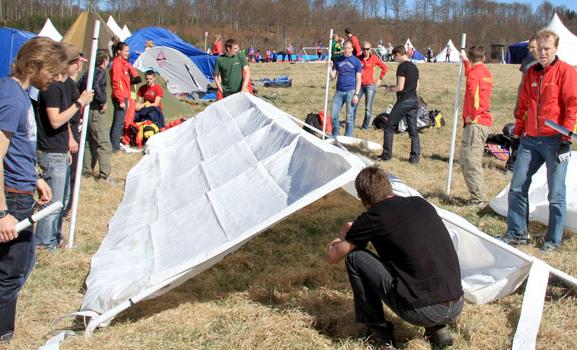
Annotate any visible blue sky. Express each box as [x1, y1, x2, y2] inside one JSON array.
[[494, 0, 577, 11]]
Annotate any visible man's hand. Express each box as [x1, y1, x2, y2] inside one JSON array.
[[557, 141, 572, 164], [36, 178, 52, 205], [460, 50, 468, 62], [510, 137, 520, 152], [119, 101, 126, 110], [0, 214, 18, 243], [78, 90, 94, 107], [352, 95, 359, 105], [338, 221, 353, 239], [375, 79, 382, 87], [68, 137, 78, 154], [101, 103, 107, 113]]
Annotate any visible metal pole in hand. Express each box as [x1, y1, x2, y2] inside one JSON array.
[[68, 20, 100, 248], [445, 33, 467, 195], [322, 29, 334, 140]]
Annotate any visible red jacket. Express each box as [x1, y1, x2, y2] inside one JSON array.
[[515, 57, 577, 140], [360, 54, 388, 86], [462, 60, 493, 127], [350, 35, 362, 58], [212, 41, 223, 56], [110, 56, 138, 102]]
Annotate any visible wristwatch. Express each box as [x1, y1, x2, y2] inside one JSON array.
[[0, 210, 8, 219]]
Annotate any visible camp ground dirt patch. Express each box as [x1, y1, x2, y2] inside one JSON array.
[[7, 62, 577, 350]]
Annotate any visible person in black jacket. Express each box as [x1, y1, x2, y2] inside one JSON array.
[[80, 49, 113, 182], [326, 165, 463, 349]]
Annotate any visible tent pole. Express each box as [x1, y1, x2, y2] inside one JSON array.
[[322, 29, 333, 140], [68, 20, 100, 249], [445, 33, 466, 195]]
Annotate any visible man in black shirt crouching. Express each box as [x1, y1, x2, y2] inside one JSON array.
[[326, 165, 463, 349]]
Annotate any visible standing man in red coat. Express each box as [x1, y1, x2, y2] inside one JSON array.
[[109, 42, 138, 152], [345, 28, 362, 58], [459, 46, 493, 205]]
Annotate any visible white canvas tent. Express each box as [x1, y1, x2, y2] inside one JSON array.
[[404, 39, 426, 63], [133, 46, 210, 94], [121, 24, 131, 39], [106, 16, 129, 41], [435, 39, 460, 63], [38, 18, 62, 41], [74, 94, 576, 348], [489, 151, 577, 233], [546, 13, 577, 66]]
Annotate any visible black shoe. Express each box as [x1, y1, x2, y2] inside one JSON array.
[[367, 322, 396, 349], [409, 156, 419, 164], [425, 325, 453, 348], [0, 332, 13, 344], [379, 154, 392, 161]]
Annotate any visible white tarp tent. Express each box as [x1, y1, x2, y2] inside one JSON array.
[[38, 18, 62, 42], [76, 94, 576, 348], [122, 24, 131, 39], [489, 151, 577, 233], [435, 39, 460, 63], [133, 46, 210, 94], [546, 13, 577, 66], [106, 16, 129, 41]]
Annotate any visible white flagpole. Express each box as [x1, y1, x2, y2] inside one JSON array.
[[445, 33, 466, 195], [322, 29, 333, 140], [68, 20, 100, 248]]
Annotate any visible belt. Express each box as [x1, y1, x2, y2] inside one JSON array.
[[5, 187, 34, 195]]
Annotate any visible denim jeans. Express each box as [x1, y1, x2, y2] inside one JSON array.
[[507, 135, 568, 246], [346, 250, 463, 328], [331, 90, 355, 137], [110, 98, 127, 152], [353, 84, 376, 129], [36, 151, 69, 250], [382, 96, 420, 160], [0, 192, 35, 339]]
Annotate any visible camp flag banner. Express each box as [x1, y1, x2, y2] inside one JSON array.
[[81, 93, 366, 331]]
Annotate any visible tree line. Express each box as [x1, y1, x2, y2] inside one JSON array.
[[2, 0, 576, 55]]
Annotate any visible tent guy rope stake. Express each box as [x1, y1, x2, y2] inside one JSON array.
[[445, 33, 466, 195]]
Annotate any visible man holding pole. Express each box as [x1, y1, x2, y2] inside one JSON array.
[[459, 46, 493, 205], [503, 29, 577, 252], [0, 37, 64, 344]]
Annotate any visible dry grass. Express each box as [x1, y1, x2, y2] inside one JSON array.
[[3, 62, 576, 350]]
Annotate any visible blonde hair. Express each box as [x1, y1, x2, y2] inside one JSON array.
[[536, 29, 559, 48], [12, 37, 67, 80]]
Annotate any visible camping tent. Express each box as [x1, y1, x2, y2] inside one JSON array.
[[0, 27, 35, 78], [435, 39, 460, 63], [126, 27, 216, 81], [38, 18, 63, 41], [506, 40, 529, 64], [122, 24, 131, 39], [404, 39, 426, 63], [63, 11, 115, 57], [75, 94, 576, 350], [133, 46, 210, 94], [106, 16, 129, 41]]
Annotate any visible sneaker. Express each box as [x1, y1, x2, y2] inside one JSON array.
[[496, 233, 529, 246], [379, 154, 392, 162], [367, 322, 396, 349], [0, 332, 13, 344], [424, 324, 453, 348], [540, 242, 557, 253]]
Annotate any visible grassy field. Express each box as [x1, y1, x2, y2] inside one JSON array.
[[4, 61, 577, 350]]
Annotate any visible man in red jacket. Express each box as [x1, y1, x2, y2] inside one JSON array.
[[459, 46, 493, 205], [109, 42, 138, 152], [345, 27, 362, 58], [504, 29, 577, 252], [354, 41, 388, 129]]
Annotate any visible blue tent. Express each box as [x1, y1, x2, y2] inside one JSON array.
[[0, 27, 35, 78], [507, 41, 528, 64], [412, 49, 426, 62], [126, 27, 216, 80]]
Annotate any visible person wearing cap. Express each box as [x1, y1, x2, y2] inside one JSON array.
[[35, 43, 94, 250], [344, 28, 362, 58]]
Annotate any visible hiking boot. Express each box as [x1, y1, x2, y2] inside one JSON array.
[[540, 242, 557, 254], [424, 324, 453, 348], [367, 322, 397, 349], [409, 156, 419, 164], [496, 234, 529, 246]]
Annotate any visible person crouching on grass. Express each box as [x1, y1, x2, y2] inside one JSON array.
[[326, 165, 463, 349]]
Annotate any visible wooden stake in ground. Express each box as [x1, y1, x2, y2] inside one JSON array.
[[322, 29, 333, 140], [445, 33, 466, 195], [68, 20, 100, 248]]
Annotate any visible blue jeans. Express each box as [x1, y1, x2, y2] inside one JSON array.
[[331, 90, 355, 137], [36, 151, 69, 250], [507, 135, 568, 246], [110, 98, 127, 152], [0, 192, 35, 339], [382, 96, 420, 160], [346, 250, 463, 328], [353, 84, 376, 129]]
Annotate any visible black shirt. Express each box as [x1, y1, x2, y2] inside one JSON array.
[[79, 66, 107, 111], [64, 77, 81, 142], [37, 81, 71, 153], [345, 196, 463, 307], [396, 61, 419, 101]]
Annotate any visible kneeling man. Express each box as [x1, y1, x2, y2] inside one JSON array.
[[326, 165, 463, 348]]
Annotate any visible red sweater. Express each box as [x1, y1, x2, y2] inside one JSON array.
[[462, 60, 493, 127], [350, 35, 362, 58], [110, 56, 138, 102], [515, 57, 577, 140], [212, 41, 223, 56], [360, 54, 388, 86]]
